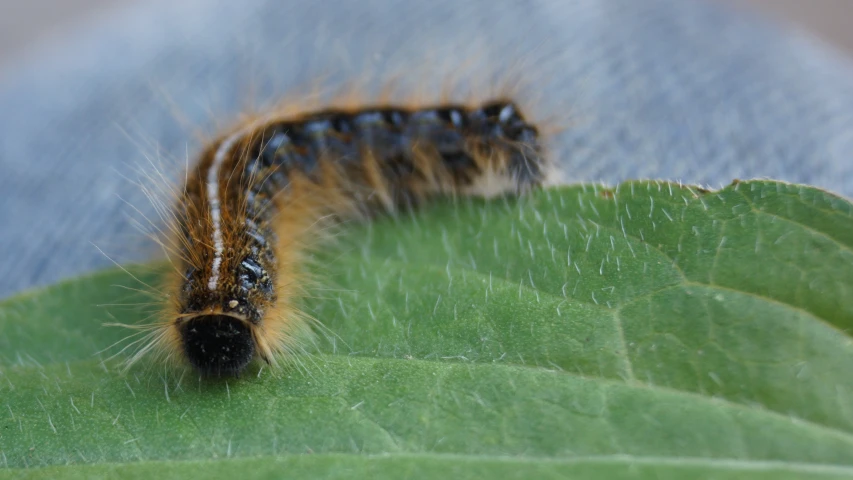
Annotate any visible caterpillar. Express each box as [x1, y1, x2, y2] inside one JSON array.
[[125, 97, 549, 377]]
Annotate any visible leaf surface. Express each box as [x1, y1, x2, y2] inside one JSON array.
[[1, 180, 851, 479]]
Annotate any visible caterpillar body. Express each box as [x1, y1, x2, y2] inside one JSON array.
[[136, 98, 549, 377]]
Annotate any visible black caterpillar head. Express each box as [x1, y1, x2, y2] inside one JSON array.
[[178, 314, 255, 376]]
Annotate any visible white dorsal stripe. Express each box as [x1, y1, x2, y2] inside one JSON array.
[[204, 115, 277, 292], [206, 130, 245, 291]]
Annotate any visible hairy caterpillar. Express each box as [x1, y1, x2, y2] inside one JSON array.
[[123, 96, 550, 377]]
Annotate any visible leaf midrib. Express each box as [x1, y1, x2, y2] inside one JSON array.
[[5, 452, 853, 475]]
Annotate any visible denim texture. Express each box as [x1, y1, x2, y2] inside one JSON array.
[[1, 0, 852, 298]]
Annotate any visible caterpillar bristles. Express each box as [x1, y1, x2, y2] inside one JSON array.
[[103, 74, 555, 379]]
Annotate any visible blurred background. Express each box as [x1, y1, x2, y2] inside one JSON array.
[[2, 0, 852, 297], [2, 0, 853, 66]]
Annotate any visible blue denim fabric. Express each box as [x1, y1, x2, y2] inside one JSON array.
[[1, 0, 852, 298]]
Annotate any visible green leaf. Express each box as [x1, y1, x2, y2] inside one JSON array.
[[1, 180, 852, 479]]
